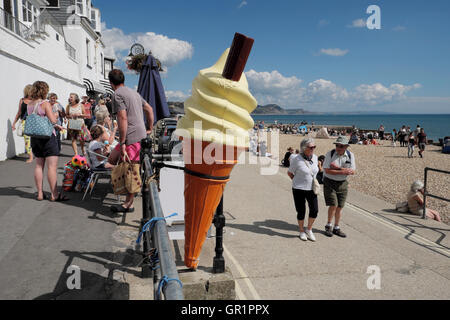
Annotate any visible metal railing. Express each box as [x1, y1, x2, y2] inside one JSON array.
[[0, 7, 31, 38], [423, 167, 450, 219], [139, 138, 184, 300]]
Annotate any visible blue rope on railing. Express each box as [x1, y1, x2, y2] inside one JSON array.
[[156, 275, 183, 300], [136, 213, 178, 244]]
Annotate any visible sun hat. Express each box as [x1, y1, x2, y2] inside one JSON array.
[[333, 136, 350, 146]]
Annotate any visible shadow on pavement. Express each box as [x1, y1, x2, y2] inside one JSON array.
[[227, 219, 306, 239], [33, 249, 144, 300], [378, 210, 449, 253]]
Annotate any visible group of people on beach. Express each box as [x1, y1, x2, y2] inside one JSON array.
[[390, 124, 428, 158], [11, 70, 155, 213]]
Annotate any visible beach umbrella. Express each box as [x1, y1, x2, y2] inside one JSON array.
[[137, 55, 171, 124]]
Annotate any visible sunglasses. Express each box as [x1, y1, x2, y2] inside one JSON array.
[[336, 144, 348, 148], [307, 146, 317, 150]]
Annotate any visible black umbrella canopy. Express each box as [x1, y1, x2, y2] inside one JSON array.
[[137, 55, 171, 124]]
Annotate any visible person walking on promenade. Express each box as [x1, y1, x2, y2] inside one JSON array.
[[417, 128, 427, 158], [27, 81, 67, 202], [81, 95, 93, 129], [12, 84, 34, 163], [323, 136, 356, 238], [49, 93, 66, 152], [407, 180, 441, 222], [407, 132, 415, 158], [107, 69, 154, 213], [288, 138, 319, 241], [66, 93, 86, 156]]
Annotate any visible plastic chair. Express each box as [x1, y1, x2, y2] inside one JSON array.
[[82, 150, 112, 201]]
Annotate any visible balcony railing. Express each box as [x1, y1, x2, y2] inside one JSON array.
[[0, 7, 32, 39]]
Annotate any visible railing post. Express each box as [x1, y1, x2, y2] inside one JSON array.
[[213, 196, 226, 274], [423, 167, 428, 220]]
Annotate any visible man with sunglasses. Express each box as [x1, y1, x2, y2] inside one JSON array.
[[322, 136, 356, 238]]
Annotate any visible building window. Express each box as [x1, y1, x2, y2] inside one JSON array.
[[22, 1, 33, 22], [76, 0, 84, 15], [86, 39, 91, 67], [46, 0, 59, 8], [100, 53, 104, 75], [104, 59, 112, 79]]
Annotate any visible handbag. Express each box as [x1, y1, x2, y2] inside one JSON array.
[[16, 120, 24, 137], [24, 102, 54, 139], [111, 154, 142, 195], [304, 158, 321, 195], [68, 118, 84, 131]]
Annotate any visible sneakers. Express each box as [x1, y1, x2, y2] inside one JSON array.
[[332, 228, 347, 238], [299, 232, 308, 241], [325, 225, 333, 237], [305, 229, 316, 242]]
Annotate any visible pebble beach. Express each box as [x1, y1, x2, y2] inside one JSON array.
[[267, 133, 450, 225]]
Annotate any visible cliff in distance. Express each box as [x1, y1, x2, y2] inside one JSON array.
[[168, 102, 314, 115]]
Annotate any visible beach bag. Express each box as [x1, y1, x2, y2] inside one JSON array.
[[125, 161, 142, 194], [68, 119, 83, 131], [111, 157, 129, 195], [16, 120, 24, 137], [81, 124, 92, 142], [396, 201, 409, 213], [63, 162, 76, 191], [24, 102, 53, 139]]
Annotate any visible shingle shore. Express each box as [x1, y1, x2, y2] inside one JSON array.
[[266, 133, 450, 224]]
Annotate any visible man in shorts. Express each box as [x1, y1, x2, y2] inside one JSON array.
[[108, 69, 154, 213], [323, 136, 356, 238]]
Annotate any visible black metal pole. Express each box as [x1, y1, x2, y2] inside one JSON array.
[[423, 168, 428, 220], [213, 196, 225, 274]]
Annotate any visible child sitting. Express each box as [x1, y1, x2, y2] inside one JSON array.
[[88, 125, 115, 169]]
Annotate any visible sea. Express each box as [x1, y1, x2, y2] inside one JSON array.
[[252, 114, 450, 141]]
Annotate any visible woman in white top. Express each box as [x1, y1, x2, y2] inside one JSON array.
[[66, 93, 86, 156], [407, 180, 441, 222], [288, 138, 319, 241]]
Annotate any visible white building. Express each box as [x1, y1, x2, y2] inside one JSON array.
[[0, 0, 115, 160]]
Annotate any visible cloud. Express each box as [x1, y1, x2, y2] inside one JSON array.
[[238, 1, 247, 9], [318, 19, 329, 27], [393, 25, 406, 31], [348, 18, 366, 28], [166, 90, 190, 102], [319, 48, 349, 57], [101, 22, 194, 70], [245, 69, 422, 110]]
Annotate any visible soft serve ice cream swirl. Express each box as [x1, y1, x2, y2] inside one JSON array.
[[175, 48, 257, 148]]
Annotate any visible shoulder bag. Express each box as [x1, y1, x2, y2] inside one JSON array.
[[24, 102, 54, 139], [68, 118, 84, 131], [304, 158, 321, 195]]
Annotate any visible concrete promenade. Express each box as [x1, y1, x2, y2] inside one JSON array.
[[222, 156, 450, 299], [0, 145, 449, 300]]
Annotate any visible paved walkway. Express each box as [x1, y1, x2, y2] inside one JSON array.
[[222, 155, 450, 300], [1, 146, 449, 300], [0, 142, 148, 300]]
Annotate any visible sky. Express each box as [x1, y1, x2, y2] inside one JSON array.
[[95, 0, 450, 114]]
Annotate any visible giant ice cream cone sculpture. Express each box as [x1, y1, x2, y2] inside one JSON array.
[[175, 33, 257, 269]]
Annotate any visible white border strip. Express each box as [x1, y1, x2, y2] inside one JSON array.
[[223, 245, 261, 300], [347, 203, 450, 258]]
